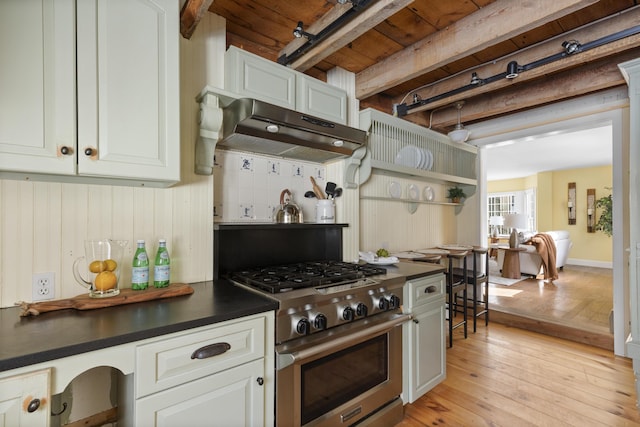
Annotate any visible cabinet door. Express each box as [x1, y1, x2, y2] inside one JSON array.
[[135, 359, 265, 427], [225, 46, 296, 109], [0, 0, 76, 175], [296, 76, 348, 124], [403, 300, 446, 403], [76, 0, 180, 183], [0, 369, 50, 427]]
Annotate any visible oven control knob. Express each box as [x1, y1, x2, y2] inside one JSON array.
[[342, 306, 355, 321], [314, 314, 327, 330], [389, 294, 401, 309], [356, 303, 368, 317], [378, 298, 389, 311], [296, 318, 310, 335]]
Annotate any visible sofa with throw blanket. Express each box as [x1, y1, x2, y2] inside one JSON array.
[[497, 230, 572, 279]]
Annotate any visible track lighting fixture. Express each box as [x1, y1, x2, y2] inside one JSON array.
[[393, 27, 638, 117], [505, 61, 520, 79], [562, 39, 581, 55], [293, 21, 315, 40], [413, 93, 421, 103]]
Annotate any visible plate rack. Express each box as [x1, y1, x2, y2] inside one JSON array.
[[359, 108, 477, 187]]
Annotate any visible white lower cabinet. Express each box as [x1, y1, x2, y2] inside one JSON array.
[[0, 312, 274, 427], [403, 274, 446, 404], [135, 359, 264, 426], [133, 314, 272, 426], [0, 369, 50, 427]]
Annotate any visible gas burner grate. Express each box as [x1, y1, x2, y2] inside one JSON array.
[[230, 260, 386, 293]]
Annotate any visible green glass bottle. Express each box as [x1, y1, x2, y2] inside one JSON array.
[[154, 239, 170, 288], [131, 240, 149, 290]]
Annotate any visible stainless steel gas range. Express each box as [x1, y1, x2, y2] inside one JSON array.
[[215, 223, 410, 427]]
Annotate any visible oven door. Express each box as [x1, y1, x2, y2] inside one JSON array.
[[275, 312, 411, 427]]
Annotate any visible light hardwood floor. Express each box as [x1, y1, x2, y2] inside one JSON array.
[[487, 262, 613, 349], [396, 322, 639, 426]]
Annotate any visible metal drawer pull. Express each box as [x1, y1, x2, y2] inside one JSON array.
[[191, 342, 231, 359], [425, 285, 437, 293], [257, 377, 264, 386], [27, 398, 40, 413]]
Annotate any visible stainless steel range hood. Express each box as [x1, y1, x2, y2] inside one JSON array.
[[220, 98, 367, 163]]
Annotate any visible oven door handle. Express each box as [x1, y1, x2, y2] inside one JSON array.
[[277, 313, 412, 370]]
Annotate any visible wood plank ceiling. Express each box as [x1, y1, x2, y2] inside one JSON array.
[[192, 0, 640, 133]]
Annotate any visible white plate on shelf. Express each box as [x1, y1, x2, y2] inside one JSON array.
[[388, 181, 401, 198], [408, 184, 419, 200], [423, 186, 435, 201], [395, 146, 420, 168], [417, 148, 427, 169], [425, 149, 433, 170]]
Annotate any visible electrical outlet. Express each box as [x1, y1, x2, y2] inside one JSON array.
[[32, 272, 55, 301]]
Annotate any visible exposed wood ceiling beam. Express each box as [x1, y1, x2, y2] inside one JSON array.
[[403, 7, 640, 115], [279, 0, 414, 72], [355, 0, 599, 99], [180, 0, 215, 39], [408, 49, 638, 130]]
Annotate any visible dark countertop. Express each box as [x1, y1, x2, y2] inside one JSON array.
[[0, 262, 443, 373], [0, 280, 278, 373]]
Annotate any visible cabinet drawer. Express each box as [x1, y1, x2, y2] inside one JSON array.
[[136, 317, 265, 398], [405, 274, 444, 309]]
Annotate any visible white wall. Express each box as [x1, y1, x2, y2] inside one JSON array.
[[0, 14, 227, 308]]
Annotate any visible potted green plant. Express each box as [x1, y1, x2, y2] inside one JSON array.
[[447, 186, 466, 203], [595, 191, 612, 237]]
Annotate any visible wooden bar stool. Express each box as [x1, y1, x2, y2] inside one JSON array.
[[453, 247, 489, 332], [446, 250, 468, 347]]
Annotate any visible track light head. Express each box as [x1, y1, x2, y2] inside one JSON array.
[[562, 40, 581, 55], [470, 72, 483, 85], [506, 61, 520, 79], [293, 21, 315, 40]]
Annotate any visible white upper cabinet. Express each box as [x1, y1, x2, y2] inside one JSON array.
[[225, 46, 296, 109], [224, 46, 347, 124], [296, 76, 347, 125], [0, 0, 180, 187], [0, 0, 76, 176]]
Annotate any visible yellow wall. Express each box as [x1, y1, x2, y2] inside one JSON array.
[[488, 165, 612, 263], [553, 166, 612, 262]]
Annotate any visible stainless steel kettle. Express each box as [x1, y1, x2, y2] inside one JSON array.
[[274, 189, 303, 223]]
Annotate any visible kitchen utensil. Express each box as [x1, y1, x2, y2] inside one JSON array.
[[274, 189, 304, 223], [304, 191, 317, 198], [309, 176, 326, 199], [325, 181, 337, 199], [332, 188, 343, 198], [72, 239, 128, 298]]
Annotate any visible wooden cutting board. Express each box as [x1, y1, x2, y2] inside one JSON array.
[[18, 283, 194, 317]]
